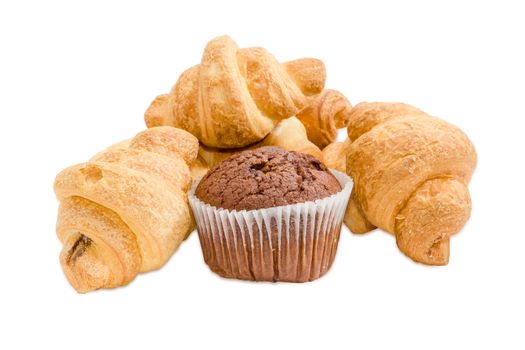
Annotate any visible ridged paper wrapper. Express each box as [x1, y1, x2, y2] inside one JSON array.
[[188, 170, 352, 282]]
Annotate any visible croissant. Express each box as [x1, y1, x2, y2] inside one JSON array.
[[144, 35, 352, 149], [323, 102, 477, 265], [195, 116, 322, 172], [54, 126, 199, 292]]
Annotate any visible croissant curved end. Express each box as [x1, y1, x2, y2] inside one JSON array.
[[283, 58, 326, 96], [395, 177, 472, 265], [297, 89, 352, 149]]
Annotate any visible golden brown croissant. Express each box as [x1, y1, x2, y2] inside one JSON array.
[[145, 35, 341, 148], [195, 116, 322, 172], [323, 102, 477, 265], [54, 127, 199, 292]]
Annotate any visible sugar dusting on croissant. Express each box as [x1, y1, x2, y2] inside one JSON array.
[[323, 102, 477, 265], [54, 127, 199, 292]]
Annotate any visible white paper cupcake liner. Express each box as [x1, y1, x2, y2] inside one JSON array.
[[188, 170, 352, 282]]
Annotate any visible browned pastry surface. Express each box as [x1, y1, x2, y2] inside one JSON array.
[[323, 102, 477, 265], [145, 35, 351, 149]]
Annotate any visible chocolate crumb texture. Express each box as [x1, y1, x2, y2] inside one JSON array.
[[195, 146, 341, 211]]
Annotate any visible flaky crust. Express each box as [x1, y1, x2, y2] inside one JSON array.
[[194, 116, 323, 172], [296, 89, 352, 148], [258, 117, 323, 160], [346, 102, 427, 142], [325, 102, 477, 265], [54, 127, 199, 292], [145, 35, 336, 148], [322, 139, 351, 173]]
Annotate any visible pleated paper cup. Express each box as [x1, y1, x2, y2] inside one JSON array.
[[188, 170, 352, 282]]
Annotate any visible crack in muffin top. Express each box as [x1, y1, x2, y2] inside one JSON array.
[[195, 146, 341, 211]]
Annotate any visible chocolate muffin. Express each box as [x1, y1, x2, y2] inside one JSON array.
[[189, 146, 352, 282], [195, 146, 341, 211]]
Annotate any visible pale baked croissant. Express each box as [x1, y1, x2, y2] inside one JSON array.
[[54, 126, 199, 292], [145, 35, 351, 149], [195, 116, 322, 172], [323, 102, 477, 265]]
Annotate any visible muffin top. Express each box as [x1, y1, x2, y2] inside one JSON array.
[[195, 146, 341, 211]]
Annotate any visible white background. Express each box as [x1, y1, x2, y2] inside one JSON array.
[[1, 1, 524, 349]]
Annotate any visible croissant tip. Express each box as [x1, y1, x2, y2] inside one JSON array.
[[396, 236, 451, 266]]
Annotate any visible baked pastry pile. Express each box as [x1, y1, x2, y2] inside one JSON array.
[[54, 35, 476, 292], [145, 35, 352, 176]]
